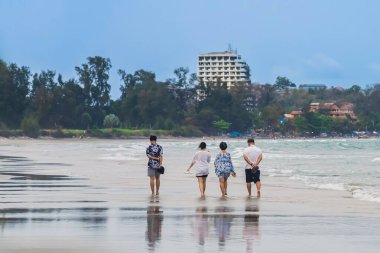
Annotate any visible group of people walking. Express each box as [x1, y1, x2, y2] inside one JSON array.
[[146, 135, 263, 198]]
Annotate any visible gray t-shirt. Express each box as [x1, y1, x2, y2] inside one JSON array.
[[192, 150, 211, 176]]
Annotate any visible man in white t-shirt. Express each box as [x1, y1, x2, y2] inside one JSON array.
[[243, 138, 263, 197]]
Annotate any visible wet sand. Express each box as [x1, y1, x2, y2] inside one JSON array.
[[0, 139, 380, 253]]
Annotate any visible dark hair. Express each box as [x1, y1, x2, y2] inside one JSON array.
[[219, 142, 227, 150], [247, 138, 255, 144], [150, 135, 157, 141], [199, 142, 206, 149]]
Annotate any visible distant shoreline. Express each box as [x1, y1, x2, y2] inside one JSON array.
[[1, 128, 379, 140], [1, 134, 378, 141]]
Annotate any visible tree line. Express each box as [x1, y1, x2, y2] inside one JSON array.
[[0, 56, 379, 137]]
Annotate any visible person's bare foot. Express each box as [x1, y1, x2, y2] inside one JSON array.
[[257, 191, 261, 198]]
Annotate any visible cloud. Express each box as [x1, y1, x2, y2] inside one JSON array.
[[304, 53, 341, 70], [300, 53, 343, 80]]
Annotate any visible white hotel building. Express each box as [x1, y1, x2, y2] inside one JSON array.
[[198, 50, 250, 88]]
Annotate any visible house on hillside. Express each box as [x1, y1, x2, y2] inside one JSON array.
[[316, 102, 357, 121], [284, 110, 303, 119], [284, 102, 358, 121], [299, 84, 327, 90]]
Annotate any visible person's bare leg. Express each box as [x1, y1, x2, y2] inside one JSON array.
[[219, 178, 225, 196], [150, 176, 155, 195], [224, 178, 228, 195], [155, 176, 160, 195], [246, 183, 252, 197], [256, 181, 261, 198], [197, 177, 204, 197], [202, 177, 207, 196]]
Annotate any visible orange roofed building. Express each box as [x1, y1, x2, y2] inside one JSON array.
[[314, 102, 357, 121], [284, 110, 303, 119], [284, 103, 358, 121]]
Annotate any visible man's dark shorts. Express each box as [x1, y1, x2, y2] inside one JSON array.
[[245, 168, 260, 184]]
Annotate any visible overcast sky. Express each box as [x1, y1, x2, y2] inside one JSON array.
[[1, 0, 379, 98]]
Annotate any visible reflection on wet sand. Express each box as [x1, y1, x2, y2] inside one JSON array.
[[0, 207, 109, 233], [244, 200, 260, 253], [193, 206, 209, 246], [214, 206, 234, 249], [146, 204, 163, 251], [191, 199, 260, 252]]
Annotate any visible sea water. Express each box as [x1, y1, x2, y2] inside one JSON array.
[[257, 138, 380, 202], [178, 138, 380, 203]]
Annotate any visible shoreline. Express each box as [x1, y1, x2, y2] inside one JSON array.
[[1, 127, 379, 140], [1, 135, 379, 141], [260, 176, 380, 217]]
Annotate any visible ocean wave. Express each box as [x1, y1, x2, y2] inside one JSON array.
[[230, 147, 245, 159], [351, 188, 380, 203], [265, 153, 320, 159], [98, 153, 140, 161], [309, 182, 346, 191], [371, 157, 380, 162], [266, 168, 293, 177], [287, 174, 380, 203], [289, 174, 346, 191]]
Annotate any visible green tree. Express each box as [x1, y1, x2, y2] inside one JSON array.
[[168, 67, 190, 88], [29, 70, 57, 128], [294, 116, 308, 132], [119, 70, 180, 129], [0, 61, 31, 128], [103, 114, 120, 128], [55, 77, 85, 128], [75, 56, 112, 108], [213, 119, 231, 134], [21, 116, 40, 138], [167, 67, 197, 115], [274, 76, 296, 90], [81, 112, 92, 130], [262, 105, 283, 130], [75, 56, 112, 127]]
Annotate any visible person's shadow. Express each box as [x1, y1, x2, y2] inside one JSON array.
[[145, 204, 163, 251], [243, 200, 260, 252]]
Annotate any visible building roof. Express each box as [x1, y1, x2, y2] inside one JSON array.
[[290, 110, 303, 115], [321, 103, 339, 110], [199, 51, 237, 56], [330, 111, 346, 115], [299, 84, 327, 88], [284, 114, 295, 119], [340, 104, 352, 110]]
